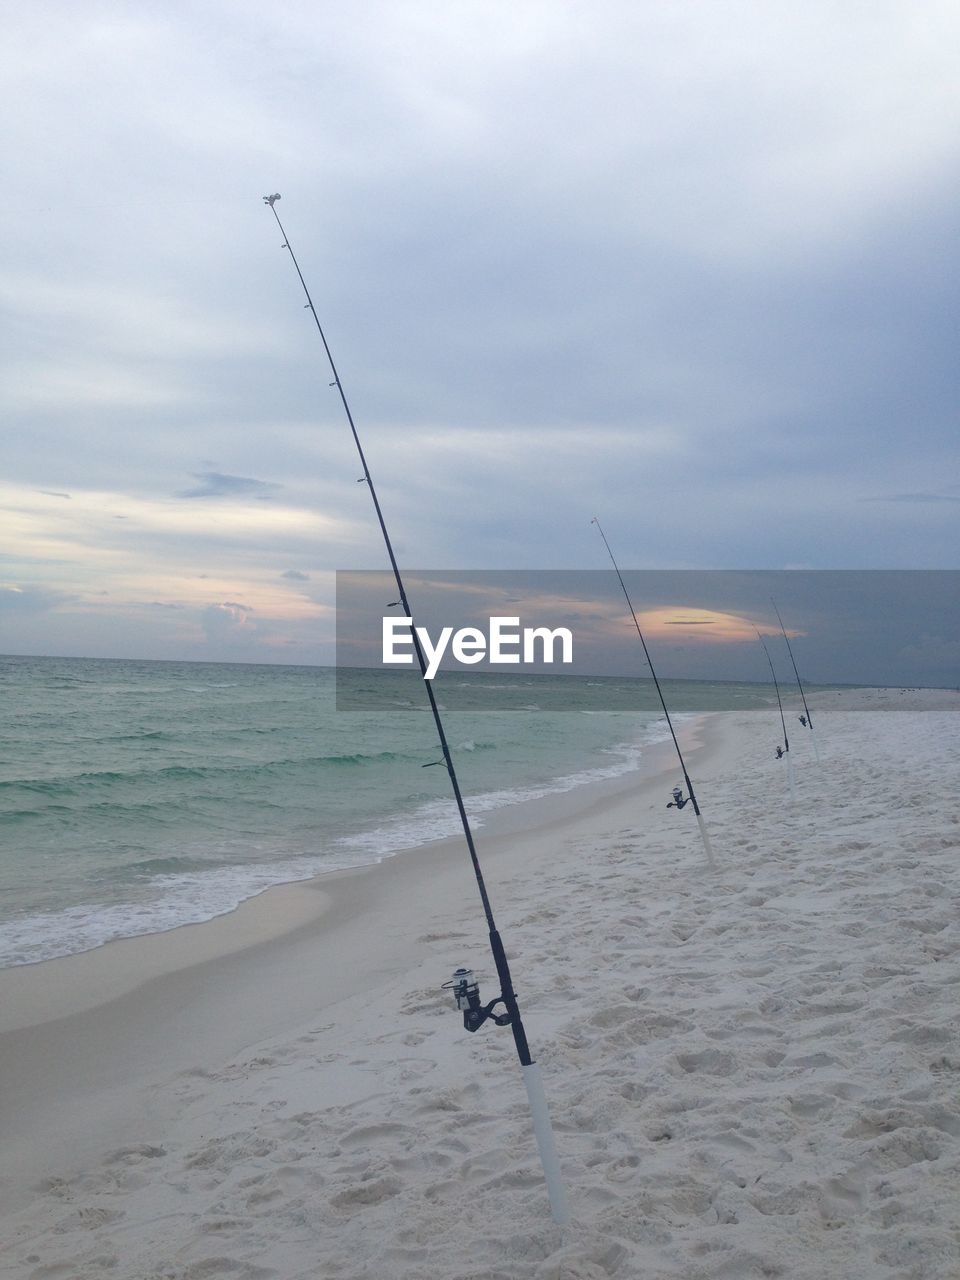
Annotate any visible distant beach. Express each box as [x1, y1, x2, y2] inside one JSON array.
[[1, 688, 957, 1278]]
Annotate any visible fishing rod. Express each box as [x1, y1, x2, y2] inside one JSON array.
[[770, 597, 821, 764], [261, 194, 568, 1226], [756, 627, 796, 801], [591, 518, 715, 869]]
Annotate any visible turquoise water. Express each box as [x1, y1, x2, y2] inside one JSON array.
[[0, 655, 778, 968]]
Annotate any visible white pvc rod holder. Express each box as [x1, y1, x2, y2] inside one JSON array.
[[522, 1061, 569, 1226], [696, 812, 716, 869]]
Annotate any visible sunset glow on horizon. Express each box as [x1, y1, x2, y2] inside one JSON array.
[[632, 607, 781, 644]]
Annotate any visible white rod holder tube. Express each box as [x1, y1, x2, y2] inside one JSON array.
[[786, 752, 796, 801], [522, 1061, 569, 1226], [696, 812, 716, 869], [810, 725, 822, 764]]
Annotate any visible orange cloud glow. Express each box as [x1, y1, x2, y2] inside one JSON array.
[[632, 607, 760, 643]]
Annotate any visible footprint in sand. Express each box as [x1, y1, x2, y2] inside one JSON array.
[[889, 1023, 952, 1046], [864, 1128, 944, 1169], [748, 1181, 815, 1217], [817, 1172, 865, 1225], [339, 1121, 409, 1150], [178, 1260, 275, 1279], [103, 1143, 167, 1164], [674, 1048, 738, 1077], [534, 1241, 628, 1278], [399, 990, 447, 1016], [788, 1093, 836, 1119], [29, 1263, 118, 1280], [52, 1205, 124, 1233], [201, 1217, 249, 1235], [330, 1174, 403, 1208]]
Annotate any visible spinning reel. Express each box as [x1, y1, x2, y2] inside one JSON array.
[[667, 785, 690, 810], [442, 966, 514, 1034]]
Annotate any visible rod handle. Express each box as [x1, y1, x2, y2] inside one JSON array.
[[490, 928, 532, 1065]]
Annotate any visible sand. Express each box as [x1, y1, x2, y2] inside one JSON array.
[[0, 688, 958, 1279]]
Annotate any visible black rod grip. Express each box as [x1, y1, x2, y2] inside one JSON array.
[[489, 928, 533, 1066]]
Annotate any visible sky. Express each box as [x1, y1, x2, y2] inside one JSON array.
[[3, 1, 959, 670], [336, 570, 960, 687]]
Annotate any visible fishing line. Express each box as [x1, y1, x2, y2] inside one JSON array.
[[591, 518, 715, 868], [770, 597, 821, 764], [262, 194, 568, 1226]]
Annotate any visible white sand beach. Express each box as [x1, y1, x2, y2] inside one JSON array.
[[1, 688, 958, 1280]]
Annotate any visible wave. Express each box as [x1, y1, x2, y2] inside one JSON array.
[[0, 851, 371, 969], [0, 725, 669, 968], [337, 718, 680, 860], [0, 673, 706, 969], [453, 682, 539, 689], [0, 749, 427, 795], [100, 853, 244, 881]]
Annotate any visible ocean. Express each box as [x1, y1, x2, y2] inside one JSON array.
[[0, 655, 780, 969]]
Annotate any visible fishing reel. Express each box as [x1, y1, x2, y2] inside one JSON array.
[[443, 967, 513, 1034], [799, 714, 808, 727], [775, 746, 784, 759], [667, 785, 690, 810]]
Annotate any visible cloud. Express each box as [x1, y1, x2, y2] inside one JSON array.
[[178, 472, 281, 500], [39, 490, 71, 499], [201, 601, 254, 644], [281, 569, 310, 580], [6, 360, 194, 413], [899, 634, 960, 664], [862, 492, 960, 504], [619, 607, 760, 645], [0, 583, 74, 614]]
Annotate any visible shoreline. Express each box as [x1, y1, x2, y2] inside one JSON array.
[[0, 713, 713, 1032], [0, 708, 705, 979]]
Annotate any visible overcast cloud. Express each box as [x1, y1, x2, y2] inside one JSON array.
[[3, 1, 958, 667]]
